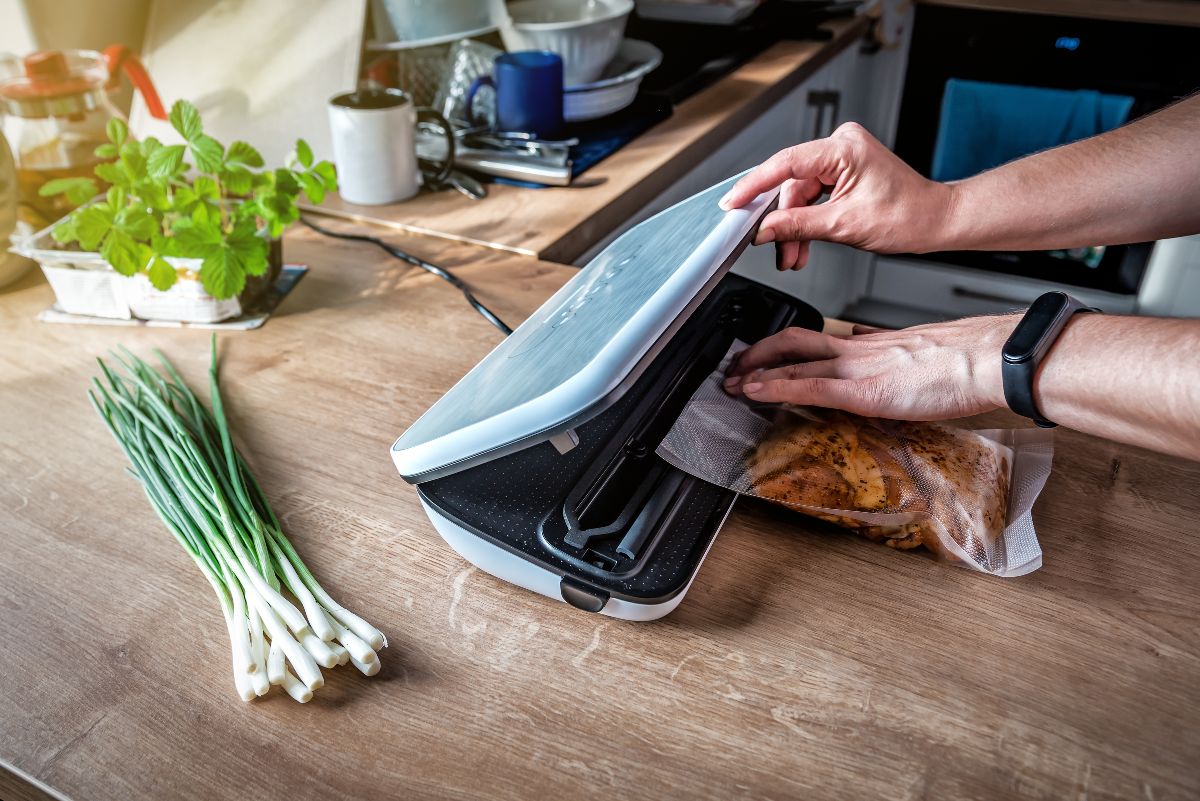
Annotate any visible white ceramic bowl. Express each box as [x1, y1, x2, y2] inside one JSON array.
[[563, 39, 662, 121], [500, 0, 634, 86], [374, 0, 496, 47]]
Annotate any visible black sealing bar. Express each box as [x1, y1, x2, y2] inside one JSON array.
[[616, 469, 688, 560]]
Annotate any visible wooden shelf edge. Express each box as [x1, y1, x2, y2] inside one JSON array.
[[919, 0, 1200, 26], [0, 761, 67, 801]]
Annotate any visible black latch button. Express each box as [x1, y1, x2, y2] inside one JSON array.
[[559, 576, 609, 613]]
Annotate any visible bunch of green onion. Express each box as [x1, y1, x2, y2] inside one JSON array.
[[88, 338, 385, 703]]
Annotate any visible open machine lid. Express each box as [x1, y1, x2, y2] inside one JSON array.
[[392, 172, 778, 482]]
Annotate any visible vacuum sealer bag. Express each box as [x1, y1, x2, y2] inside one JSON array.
[[657, 343, 1055, 577]]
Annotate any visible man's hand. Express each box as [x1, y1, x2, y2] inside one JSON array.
[[721, 97, 1200, 264], [718, 122, 955, 269], [723, 316, 1019, 420]]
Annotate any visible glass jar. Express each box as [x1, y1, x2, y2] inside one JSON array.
[[0, 128, 31, 288], [0, 47, 166, 236]]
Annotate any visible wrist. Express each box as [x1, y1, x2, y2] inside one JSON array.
[[1031, 311, 1095, 412], [911, 179, 965, 254], [970, 314, 1021, 409]]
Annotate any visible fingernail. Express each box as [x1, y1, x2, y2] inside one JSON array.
[[723, 375, 740, 386], [742, 382, 763, 394], [755, 229, 775, 245], [718, 192, 733, 210]]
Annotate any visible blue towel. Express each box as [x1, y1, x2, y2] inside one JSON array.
[[931, 79, 1134, 182]]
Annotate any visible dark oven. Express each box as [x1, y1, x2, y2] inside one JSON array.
[[892, 3, 1200, 295]]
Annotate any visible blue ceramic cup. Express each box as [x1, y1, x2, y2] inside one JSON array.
[[466, 50, 564, 138]]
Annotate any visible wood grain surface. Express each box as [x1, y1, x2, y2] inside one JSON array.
[[2, 224, 1199, 801], [921, 0, 1200, 26], [308, 16, 870, 264]]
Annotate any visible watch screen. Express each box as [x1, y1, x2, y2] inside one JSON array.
[[1005, 292, 1068, 362]]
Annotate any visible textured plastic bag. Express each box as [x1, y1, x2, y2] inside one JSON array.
[[657, 342, 1055, 576]]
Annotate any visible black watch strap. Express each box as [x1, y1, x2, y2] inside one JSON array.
[[1002, 291, 1099, 428]]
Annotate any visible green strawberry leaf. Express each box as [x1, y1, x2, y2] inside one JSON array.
[[262, 190, 298, 228], [190, 134, 224, 173], [200, 245, 246, 299], [136, 180, 169, 211], [36, 177, 78, 196], [157, 231, 184, 258], [51, 217, 78, 244], [274, 168, 300, 195], [69, 183, 99, 205], [118, 141, 146, 180], [298, 172, 325, 204], [171, 184, 197, 212], [107, 117, 128, 147], [313, 160, 338, 191], [94, 162, 129, 189], [233, 241, 269, 277], [115, 205, 156, 240], [242, 247, 269, 277], [38, 177, 98, 205], [147, 254, 177, 290], [226, 140, 264, 169], [75, 205, 116, 251], [93, 143, 118, 159], [221, 167, 252, 196], [169, 100, 202, 142], [294, 139, 313, 168], [191, 202, 215, 227], [171, 214, 222, 255], [192, 175, 220, 200], [101, 229, 143, 275], [147, 144, 186, 178], [227, 220, 269, 276]]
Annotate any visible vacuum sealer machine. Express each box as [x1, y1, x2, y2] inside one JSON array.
[[391, 174, 822, 620]]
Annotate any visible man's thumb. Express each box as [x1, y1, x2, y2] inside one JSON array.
[[757, 205, 837, 245]]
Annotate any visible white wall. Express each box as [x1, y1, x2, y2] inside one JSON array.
[[0, 1, 35, 55]]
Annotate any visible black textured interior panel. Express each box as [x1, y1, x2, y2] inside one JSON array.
[[419, 275, 823, 603]]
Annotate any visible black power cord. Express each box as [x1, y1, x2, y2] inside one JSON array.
[[299, 216, 513, 335]]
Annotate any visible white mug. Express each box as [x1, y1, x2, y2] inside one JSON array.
[[327, 88, 454, 205]]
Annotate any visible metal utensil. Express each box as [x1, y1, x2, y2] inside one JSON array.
[[445, 168, 487, 200], [459, 131, 575, 166], [418, 128, 573, 186]]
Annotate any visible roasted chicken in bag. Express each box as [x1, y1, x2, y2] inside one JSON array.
[[745, 410, 1012, 561]]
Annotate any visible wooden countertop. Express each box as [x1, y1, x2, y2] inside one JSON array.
[[310, 15, 871, 264], [3, 226, 1200, 801], [920, 0, 1200, 26]]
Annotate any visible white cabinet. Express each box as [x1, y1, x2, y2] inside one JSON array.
[[1138, 235, 1200, 317], [729, 42, 875, 318], [870, 257, 1138, 320], [575, 29, 884, 320]]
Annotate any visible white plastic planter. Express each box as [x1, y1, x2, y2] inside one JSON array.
[[39, 261, 132, 319], [124, 269, 243, 323], [12, 212, 273, 323]]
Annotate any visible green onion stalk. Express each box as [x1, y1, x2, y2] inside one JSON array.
[[88, 337, 385, 703]]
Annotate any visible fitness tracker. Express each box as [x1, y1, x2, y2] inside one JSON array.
[[1002, 291, 1099, 428]]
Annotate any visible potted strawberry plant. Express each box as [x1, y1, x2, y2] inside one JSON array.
[[21, 100, 336, 322]]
